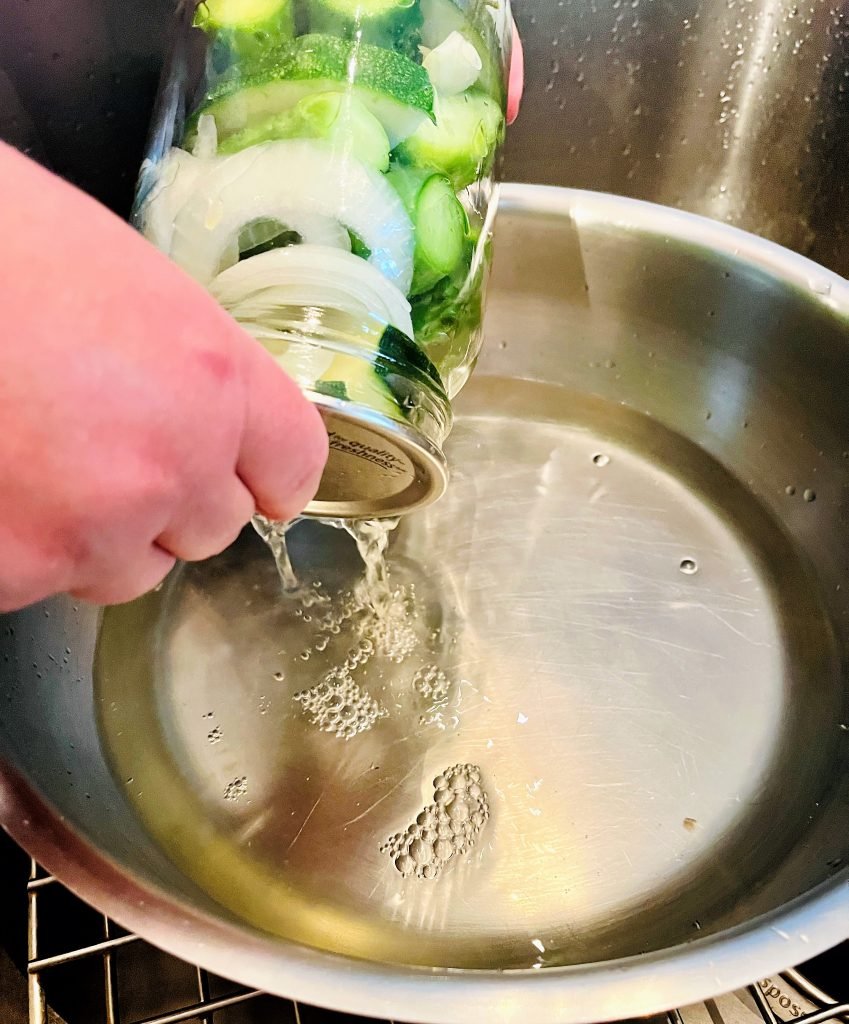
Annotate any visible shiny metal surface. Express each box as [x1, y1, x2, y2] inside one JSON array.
[[93, 422, 821, 969], [4, 830, 849, 1024], [6, 0, 849, 275], [506, 0, 849, 277], [4, 186, 849, 1022]]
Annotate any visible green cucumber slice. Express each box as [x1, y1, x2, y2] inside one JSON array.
[[387, 165, 466, 294], [348, 230, 372, 259], [317, 353, 400, 419], [306, 0, 423, 61], [316, 322, 443, 422], [195, 0, 295, 70], [237, 218, 301, 258], [314, 378, 349, 400], [394, 89, 503, 190], [218, 91, 391, 170], [409, 236, 484, 391], [379, 323, 442, 387], [194, 0, 290, 30], [194, 34, 435, 148], [315, 0, 412, 19]]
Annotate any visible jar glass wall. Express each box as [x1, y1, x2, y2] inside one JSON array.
[[133, 0, 510, 516]]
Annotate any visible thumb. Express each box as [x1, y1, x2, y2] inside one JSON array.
[[235, 337, 329, 522]]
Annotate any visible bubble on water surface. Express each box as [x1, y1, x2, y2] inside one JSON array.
[[294, 666, 386, 740], [381, 764, 490, 879], [412, 665, 451, 703], [224, 776, 247, 801]]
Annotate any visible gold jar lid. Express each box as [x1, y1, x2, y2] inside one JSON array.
[[303, 394, 449, 519]]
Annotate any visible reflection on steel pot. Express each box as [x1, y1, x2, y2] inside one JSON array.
[[2, 185, 849, 1023]]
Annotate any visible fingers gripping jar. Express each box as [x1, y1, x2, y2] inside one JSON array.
[[133, 0, 511, 517]]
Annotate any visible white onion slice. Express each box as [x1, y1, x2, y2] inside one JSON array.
[[211, 245, 414, 340], [138, 148, 212, 254], [423, 31, 482, 95], [192, 113, 219, 159], [170, 140, 414, 291]]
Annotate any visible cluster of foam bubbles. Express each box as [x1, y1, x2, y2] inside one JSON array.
[[278, 518, 435, 743], [319, 519, 419, 661], [297, 591, 363, 663], [224, 776, 247, 801], [358, 583, 420, 664], [412, 665, 450, 703], [293, 665, 387, 740], [297, 578, 419, 667], [381, 764, 489, 879]]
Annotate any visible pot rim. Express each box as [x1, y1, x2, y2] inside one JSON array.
[[4, 182, 849, 1024]]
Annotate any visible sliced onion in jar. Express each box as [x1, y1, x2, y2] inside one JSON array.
[[192, 113, 219, 159], [211, 245, 414, 340], [170, 139, 415, 290], [138, 147, 212, 254], [423, 31, 482, 95]]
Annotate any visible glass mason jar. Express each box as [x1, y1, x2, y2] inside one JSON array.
[[133, 0, 511, 517]]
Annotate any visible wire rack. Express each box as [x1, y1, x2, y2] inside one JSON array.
[[23, 854, 849, 1024], [25, 858, 395, 1024]]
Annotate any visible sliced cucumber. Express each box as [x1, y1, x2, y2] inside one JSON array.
[[237, 217, 302, 258], [218, 91, 390, 171], [313, 0, 413, 20], [195, 0, 290, 29], [419, 0, 504, 101], [315, 324, 443, 423], [317, 353, 400, 419], [348, 230, 372, 259], [379, 323, 442, 387], [195, 0, 295, 70], [314, 378, 349, 400], [168, 140, 414, 289], [394, 89, 503, 190], [306, 0, 423, 61], [409, 241, 483, 391], [387, 165, 467, 294], [194, 34, 434, 148]]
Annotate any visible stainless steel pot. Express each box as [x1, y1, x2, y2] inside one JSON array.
[[3, 184, 849, 1023]]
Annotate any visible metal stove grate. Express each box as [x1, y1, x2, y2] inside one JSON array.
[[25, 858, 395, 1024], [23, 856, 849, 1024]]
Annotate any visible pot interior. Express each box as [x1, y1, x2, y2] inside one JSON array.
[[3, 185, 849, 988]]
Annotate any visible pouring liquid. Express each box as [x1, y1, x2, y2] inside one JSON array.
[[254, 515, 491, 880]]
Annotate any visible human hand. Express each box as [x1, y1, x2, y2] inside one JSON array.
[[0, 143, 328, 611]]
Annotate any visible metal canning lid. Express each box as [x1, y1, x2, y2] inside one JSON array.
[[304, 393, 450, 519]]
